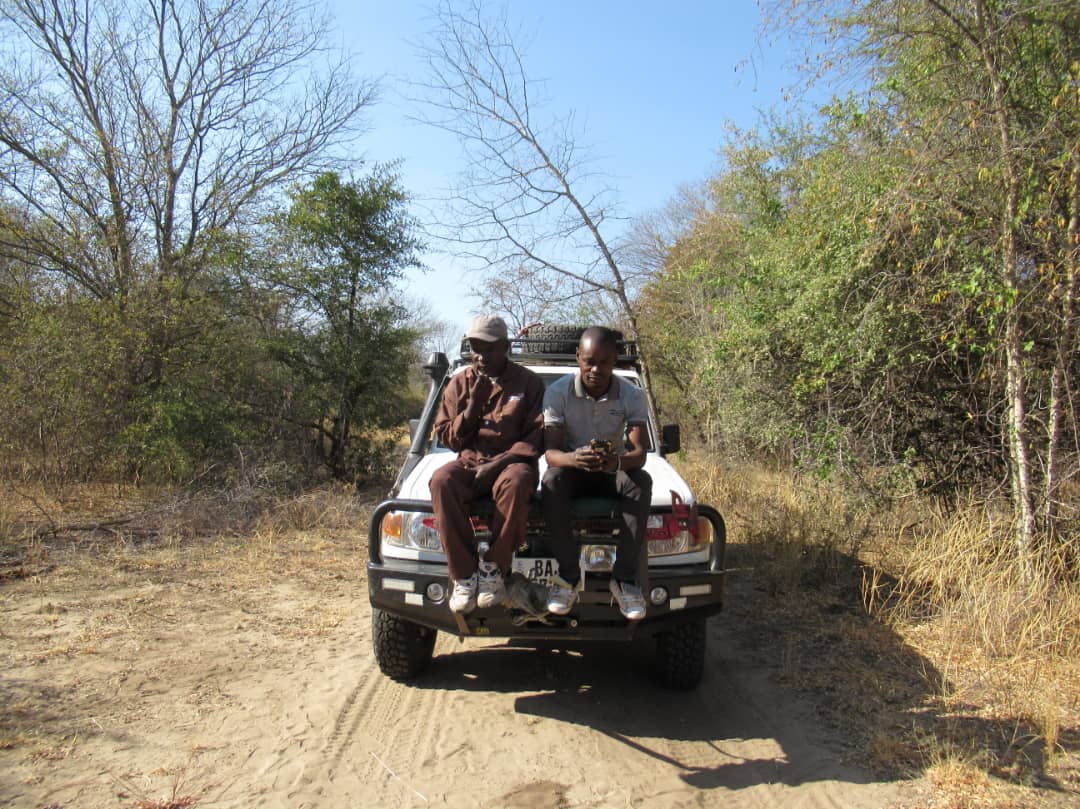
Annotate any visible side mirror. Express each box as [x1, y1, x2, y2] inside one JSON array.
[[660, 424, 681, 455], [422, 351, 449, 382]]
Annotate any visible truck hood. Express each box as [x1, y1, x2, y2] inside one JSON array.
[[397, 451, 695, 508]]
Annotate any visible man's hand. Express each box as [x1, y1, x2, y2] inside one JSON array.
[[463, 372, 494, 424], [588, 439, 617, 473], [600, 449, 618, 473], [470, 370, 494, 400], [571, 446, 608, 472], [471, 460, 501, 494]]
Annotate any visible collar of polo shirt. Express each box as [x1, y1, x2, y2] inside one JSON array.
[[573, 372, 621, 400]]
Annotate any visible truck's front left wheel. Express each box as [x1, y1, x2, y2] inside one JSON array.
[[372, 608, 437, 680], [652, 618, 707, 689]]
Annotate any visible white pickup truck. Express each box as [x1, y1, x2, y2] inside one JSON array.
[[367, 326, 727, 689]]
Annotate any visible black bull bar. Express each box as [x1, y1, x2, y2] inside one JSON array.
[[366, 498, 727, 639]]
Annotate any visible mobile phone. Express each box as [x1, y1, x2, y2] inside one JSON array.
[[589, 438, 613, 454]]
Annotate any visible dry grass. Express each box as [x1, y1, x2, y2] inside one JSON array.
[[0, 479, 380, 669], [0, 478, 382, 583], [110, 748, 221, 809], [675, 453, 1080, 809]]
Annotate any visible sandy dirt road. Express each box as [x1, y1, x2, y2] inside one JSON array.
[[1, 523, 917, 809]]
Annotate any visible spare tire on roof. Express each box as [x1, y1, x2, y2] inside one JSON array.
[[523, 324, 625, 354]]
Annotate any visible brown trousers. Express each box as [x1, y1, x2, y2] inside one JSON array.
[[429, 459, 537, 581]]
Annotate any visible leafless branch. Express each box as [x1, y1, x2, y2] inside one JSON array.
[[409, 1, 661, 409], [0, 0, 375, 297]]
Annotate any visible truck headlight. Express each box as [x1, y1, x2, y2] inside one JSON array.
[[382, 511, 443, 552], [646, 510, 710, 556]]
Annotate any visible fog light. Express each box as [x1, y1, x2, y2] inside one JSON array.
[[582, 545, 615, 572], [649, 586, 669, 606], [426, 582, 446, 603]]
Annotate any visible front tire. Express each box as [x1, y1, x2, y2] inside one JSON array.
[[652, 619, 707, 689], [372, 608, 437, 680]]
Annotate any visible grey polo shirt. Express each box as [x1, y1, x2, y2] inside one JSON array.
[[543, 373, 650, 453]]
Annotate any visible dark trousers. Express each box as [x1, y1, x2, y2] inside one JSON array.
[[541, 466, 652, 584], [430, 459, 537, 581]]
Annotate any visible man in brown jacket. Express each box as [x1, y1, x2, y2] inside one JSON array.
[[431, 315, 544, 613]]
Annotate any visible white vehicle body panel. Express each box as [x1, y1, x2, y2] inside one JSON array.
[[397, 447, 694, 509]]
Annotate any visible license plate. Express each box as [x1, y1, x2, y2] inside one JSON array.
[[512, 557, 558, 586]]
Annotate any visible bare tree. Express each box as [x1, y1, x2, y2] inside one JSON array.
[[413, 1, 660, 407], [468, 263, 589, 335], [405, 293, 464, 357], [622, 183, 717, 279], [0, 0, 374, 305]]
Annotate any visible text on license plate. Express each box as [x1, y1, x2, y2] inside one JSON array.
[[512, 557, 558, 586]]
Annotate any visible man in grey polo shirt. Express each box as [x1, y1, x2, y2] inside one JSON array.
[[541, 326, 653, 620]]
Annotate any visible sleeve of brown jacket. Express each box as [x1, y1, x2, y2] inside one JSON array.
[[433, 371, 475, 453]]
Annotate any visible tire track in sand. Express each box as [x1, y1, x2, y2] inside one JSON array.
[[323, 641, 451, 806], [325, 654, 384, 778]]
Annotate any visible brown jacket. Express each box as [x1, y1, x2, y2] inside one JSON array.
[[434, 361, 544, 465]]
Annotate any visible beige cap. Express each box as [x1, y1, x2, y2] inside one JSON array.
[[465, 314, 509, 342]]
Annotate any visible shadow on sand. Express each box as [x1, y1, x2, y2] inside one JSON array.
[[406, 542, 1078, 800]]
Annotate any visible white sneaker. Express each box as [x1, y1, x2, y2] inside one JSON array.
[[609, 579, 646, 621], [546, 576, 578, 615], [449, 573, 478, 613], [476, 561, 506, 609]]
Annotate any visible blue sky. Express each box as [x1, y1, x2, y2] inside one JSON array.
[[328, 1, 818, 328]]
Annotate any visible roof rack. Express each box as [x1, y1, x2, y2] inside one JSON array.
[[454, 324, 641, 370], [454, 338, 640, 370], [511, 337, 640, 369]]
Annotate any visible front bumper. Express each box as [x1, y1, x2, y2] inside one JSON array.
[[367, 499, 727, 641]]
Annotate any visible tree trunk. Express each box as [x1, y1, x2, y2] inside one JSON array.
[[972, 0, 1037, 569], [614, 288, 662, 424], [1045, 144, 1080, 542]]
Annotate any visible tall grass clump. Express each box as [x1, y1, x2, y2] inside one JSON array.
[[676, 455, 878, 595], [890, 505, 1080, 660], [886, 504, 1080, 771], [676, 453, 1079, 794]]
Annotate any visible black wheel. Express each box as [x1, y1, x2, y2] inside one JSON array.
[[372, 608, 437, 680], [652, 619, 706, 689], [524, 325, 624, 354]]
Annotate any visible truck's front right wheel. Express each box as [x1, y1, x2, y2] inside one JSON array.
[[372, 608, 437, 680], [652, 618, 707, 689]]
